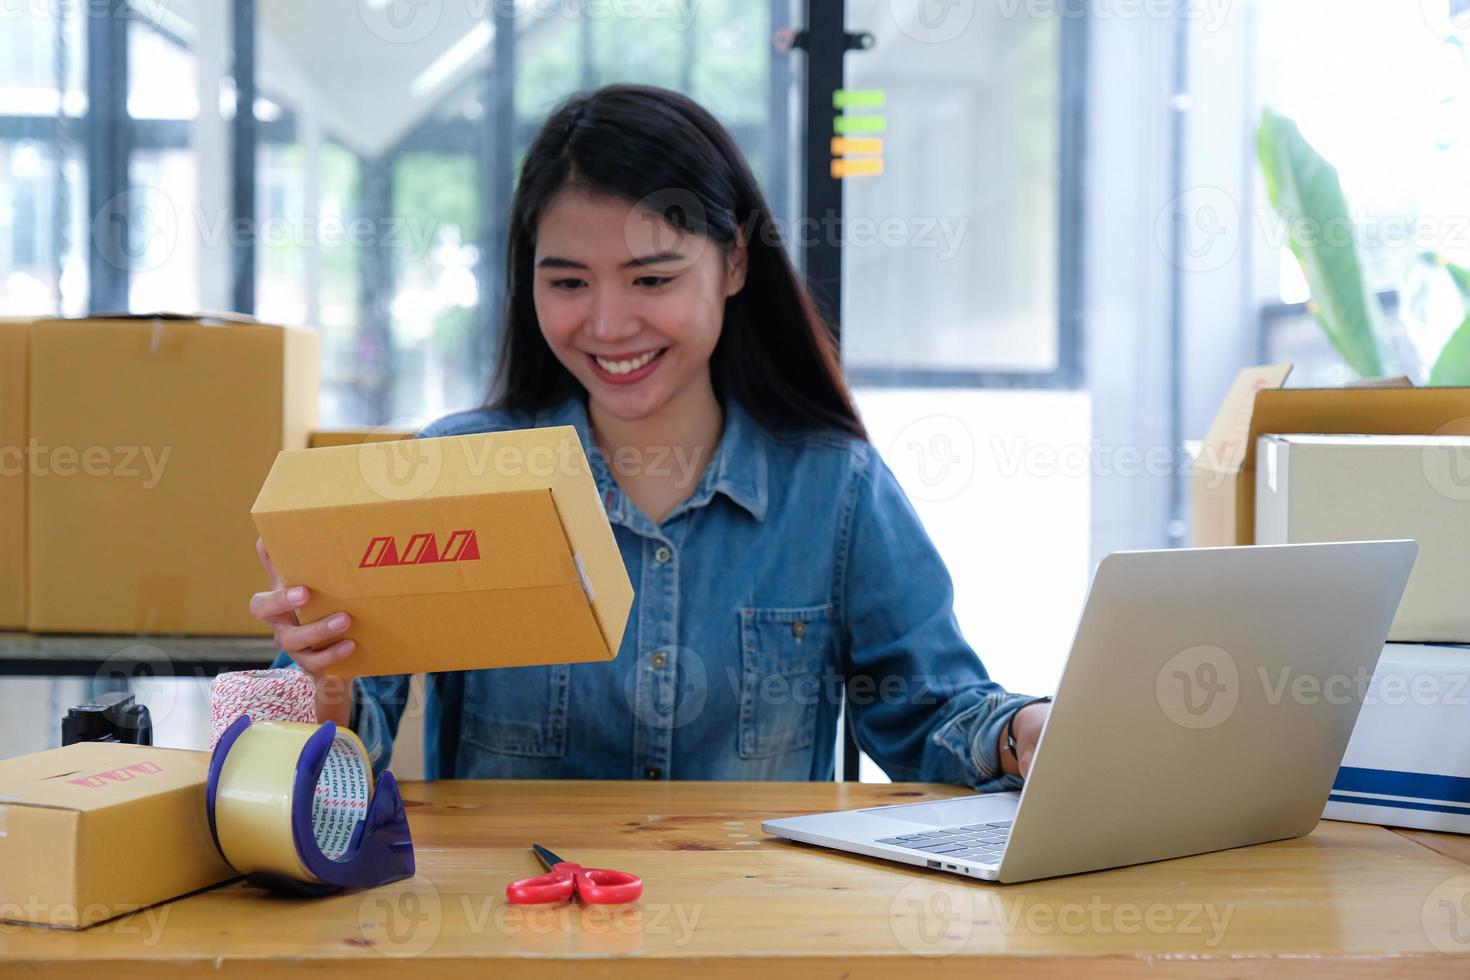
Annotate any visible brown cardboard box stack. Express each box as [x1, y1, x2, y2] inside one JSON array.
[[1, 314, 319, 636], [1193, 364, 1470, 834]]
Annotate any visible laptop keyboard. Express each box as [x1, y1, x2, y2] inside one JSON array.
[[874, 820, 1012, 864]]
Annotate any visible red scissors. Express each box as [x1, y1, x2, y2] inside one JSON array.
[[505, 844, 644, 905]]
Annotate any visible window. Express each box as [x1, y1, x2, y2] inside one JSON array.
[[0, 2, 87, 316], [1255, 2, 1470, 385]]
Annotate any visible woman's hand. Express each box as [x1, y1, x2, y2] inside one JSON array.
[[999, 702, 1051, 779], [248, 537, 356, 728]]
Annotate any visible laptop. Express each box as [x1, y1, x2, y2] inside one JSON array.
[[763, 541, 1417, 883]]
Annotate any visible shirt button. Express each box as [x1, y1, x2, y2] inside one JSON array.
[[644, 766, 663, 780], [791, 620, 807, 639], [650, 651, 668, 669], [654, 546, 672, 564]]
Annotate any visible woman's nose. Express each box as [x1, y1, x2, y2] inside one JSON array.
[[585, 290, 639, 342]]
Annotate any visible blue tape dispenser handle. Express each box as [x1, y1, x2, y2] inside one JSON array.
[[206, 715, 416, 895]]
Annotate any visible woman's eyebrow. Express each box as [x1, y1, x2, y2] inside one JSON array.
[[622, 251, 685, 268], [536, 256, 587, 269], [536, 252, 686, 270]]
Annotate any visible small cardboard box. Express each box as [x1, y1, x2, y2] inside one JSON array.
[[251, 426, 634, 677], [0, 743, 237, 928], [0, 318, 27, 629], [308, 428, 415, 449], [1191, 365, 1470, 547], [1324, 643, 1470, 834], [27, 314, 318, 635], [1256, 434, 1470, 641]]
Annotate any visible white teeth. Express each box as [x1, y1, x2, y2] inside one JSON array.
[[595, 349, 660, 375]]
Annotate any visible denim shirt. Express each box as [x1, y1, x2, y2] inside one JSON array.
[[275, 394, 1033, 790]]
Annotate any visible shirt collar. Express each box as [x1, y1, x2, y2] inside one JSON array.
[[537, 392, 769, 524]]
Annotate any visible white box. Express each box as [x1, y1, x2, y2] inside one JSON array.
[[1324, 643, 1470, 834], [1256, 433, 1470, 642]]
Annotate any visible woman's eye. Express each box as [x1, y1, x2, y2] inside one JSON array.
[[549, 278, 586, 291], [634, 275, 674, 289]]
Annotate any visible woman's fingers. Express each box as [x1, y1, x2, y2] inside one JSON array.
[[256, 537, 284, 590], [290, 638, 357, 676], [248, 584, 309, 627], [275, 611, 353, 657]]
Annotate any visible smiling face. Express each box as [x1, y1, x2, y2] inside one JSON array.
[[532, 186, 747, 422]]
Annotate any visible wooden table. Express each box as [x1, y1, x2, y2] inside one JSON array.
[[3, 780, 1470, 977]]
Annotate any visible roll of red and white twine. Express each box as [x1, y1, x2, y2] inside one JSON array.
[[208, 668, 317, 749]]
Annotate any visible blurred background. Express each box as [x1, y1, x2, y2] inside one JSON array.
[[3, 0, 1469, 779]]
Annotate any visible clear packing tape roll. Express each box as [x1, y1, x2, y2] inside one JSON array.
[[207, 716, 416, 894]]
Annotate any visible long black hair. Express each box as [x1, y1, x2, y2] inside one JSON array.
[[488, 84, 867, 442]]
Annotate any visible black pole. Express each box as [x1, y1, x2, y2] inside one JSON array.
[[765, 0, 793, 231], [477, 2, 516, 397], [359, 155, 395, 423], [800, 0, 845, 342], [231, 0, 257, 315], [85, 4, 128, 313]]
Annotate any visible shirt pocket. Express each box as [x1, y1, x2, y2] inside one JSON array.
[[738, 603, 836, 759], [461, 664, 570, 758]]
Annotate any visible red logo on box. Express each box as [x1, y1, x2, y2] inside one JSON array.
[[67, 761, 164, 788], [358, 529, 481, 568]]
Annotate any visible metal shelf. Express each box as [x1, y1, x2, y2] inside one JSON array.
[[0, 632, 278, 678]]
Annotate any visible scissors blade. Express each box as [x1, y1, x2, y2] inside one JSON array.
[[532, 844, 566, 870]]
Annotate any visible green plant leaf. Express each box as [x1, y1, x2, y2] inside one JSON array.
[[1429, 312, 1470, 386], [1257, 108, 1386, 378], [1446, 261, 1470, 303]]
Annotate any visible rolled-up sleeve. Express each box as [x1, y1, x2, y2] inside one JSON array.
[[840, 444, 1037, 792]]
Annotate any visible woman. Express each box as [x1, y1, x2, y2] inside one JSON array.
[[251, 84, 1052, 787]]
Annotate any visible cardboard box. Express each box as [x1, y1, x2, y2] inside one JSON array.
[[1324, 643, 1470, 834], [0, 319, 27, 629], [1191, 365, 1470, 547], [251, 426, 634, 677], [0, 743, 237, 928], [1256, 434, 1470, 641], [27, 314, 318, 635], [308, 428, 415, 449]]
